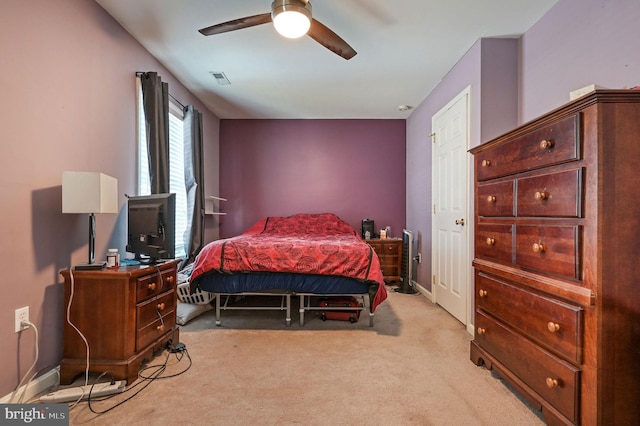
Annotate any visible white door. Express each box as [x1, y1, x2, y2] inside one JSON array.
[[431, 87, 470, 324]]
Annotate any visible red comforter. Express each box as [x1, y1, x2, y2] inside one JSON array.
[[190, 213, 387, 312]]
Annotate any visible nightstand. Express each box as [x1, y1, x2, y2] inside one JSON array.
[[367, 238, 402, 283], [59, 260, 180, 385]]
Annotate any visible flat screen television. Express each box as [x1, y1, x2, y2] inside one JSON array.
[[126, 193, 175, 263]]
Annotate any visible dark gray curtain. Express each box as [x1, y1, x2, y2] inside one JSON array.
[[140, 72, 170, 194], [183, 105, 205, 264]]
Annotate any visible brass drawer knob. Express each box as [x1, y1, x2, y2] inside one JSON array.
[[547, 322, 560, 333], [486, 237, 495, 246], [487, 195, 496, 203], [540, 139, 555, 150], [157, 302, 165, 311], [532, 242, 545, 253], [545, 377, 559, 389], [478, 289, 487, 297], [477, 327, 486, 335], [167, 276, 175, 283], [534, 191, 549, 201], [148, 282, 157, 291], [156, 324, 164, 332], [481, 159, 491, 167]]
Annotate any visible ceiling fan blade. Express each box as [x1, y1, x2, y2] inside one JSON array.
[[307, 19, 357, 60], [198, 13, 272, 36]]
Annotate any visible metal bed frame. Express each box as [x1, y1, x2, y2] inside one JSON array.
[[212, 292, 372, 327]]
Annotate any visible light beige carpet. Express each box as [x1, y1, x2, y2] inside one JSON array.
[[66, 287, 544, 425]]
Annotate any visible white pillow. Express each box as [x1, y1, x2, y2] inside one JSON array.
[[176, 301, 212, 325]]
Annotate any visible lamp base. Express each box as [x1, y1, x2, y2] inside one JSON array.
[[74, 261, 107, 271]]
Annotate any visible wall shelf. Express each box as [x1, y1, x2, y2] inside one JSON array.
[[205, 196, 227, 215]]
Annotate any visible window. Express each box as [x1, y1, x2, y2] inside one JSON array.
[[136, 83, 188, 259]]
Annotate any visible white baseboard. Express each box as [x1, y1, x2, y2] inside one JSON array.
[[1, 366, 60, 403], [467, 322, 475, 336], [413, 281, 433, 302]]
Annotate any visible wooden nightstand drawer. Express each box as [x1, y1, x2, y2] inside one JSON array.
[[475, 311, 580, 423], [476, 114, 580, 181], [517, 168, 582, 218], [136, 269, 176, 301], [515, 225, 581, 279], [137, 289, 176, 330], [137, 309, 176, 350], [476, 272, 582, 364]]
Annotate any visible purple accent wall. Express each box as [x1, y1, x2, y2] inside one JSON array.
[[219, 119, 406, 238]]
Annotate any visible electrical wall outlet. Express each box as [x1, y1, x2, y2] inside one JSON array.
[[15, 306, 29, 333]]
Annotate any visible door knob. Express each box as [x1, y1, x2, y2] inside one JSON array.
[[455, 218, 465, 226]]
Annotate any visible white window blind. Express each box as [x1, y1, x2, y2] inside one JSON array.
[[136, 80, 188, 259]]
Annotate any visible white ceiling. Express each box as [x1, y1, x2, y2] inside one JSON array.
[[96, 0, 558, 119]]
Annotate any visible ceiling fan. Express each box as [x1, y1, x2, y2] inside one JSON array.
[[198, 0, 357, 60]]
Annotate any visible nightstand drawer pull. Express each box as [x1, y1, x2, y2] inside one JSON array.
[[477, 327, 486, 335], [487, 195, 496, 203], [157, 302, 165, 311], [547, 322, 560, 333], [166, 276, 175, 284], [534, 191, 549, 201], [482, 159, 491, 167], [148, 282, 157, 291], [539, 139, 554, 150], [545, 377, 559, 389], [478, 289, 487, 297], [486, 237, 495, 246], [156, 324, 164, 332], [532, 242, 545, 253]]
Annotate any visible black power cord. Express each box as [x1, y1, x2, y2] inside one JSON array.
[[85, 341, 191, 415]]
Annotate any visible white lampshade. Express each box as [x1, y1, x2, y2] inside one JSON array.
[[62, 171, 118, 214], [272, 0, 312, 39]]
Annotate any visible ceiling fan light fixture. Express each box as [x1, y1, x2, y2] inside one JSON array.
[[272, 0, 312, 39]]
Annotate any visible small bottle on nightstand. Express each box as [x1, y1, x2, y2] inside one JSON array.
[[106, 249, 120, 268]]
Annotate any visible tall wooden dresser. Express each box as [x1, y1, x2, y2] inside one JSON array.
[[469, 91, 640, 425], [59, 260, 180, 385]]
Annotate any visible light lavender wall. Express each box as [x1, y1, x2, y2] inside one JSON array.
[[219, 119, 406, 238], [0, 0, 220, 396], [406, 38, 518, 295], [406, 0, 640, 321], [520, 0, 640, 123]]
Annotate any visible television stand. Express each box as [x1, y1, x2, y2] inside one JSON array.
[[59, 260, 180, 385]]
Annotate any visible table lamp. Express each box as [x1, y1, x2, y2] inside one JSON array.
[[62, 171, 118, 270]]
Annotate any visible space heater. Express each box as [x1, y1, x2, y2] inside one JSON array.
[[396, 229, 418, 294]]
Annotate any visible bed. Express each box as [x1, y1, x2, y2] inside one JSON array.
[[189, 213, 388, 326]]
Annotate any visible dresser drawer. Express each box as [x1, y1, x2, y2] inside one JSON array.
[[475, 311, 580, 423], [476, 272, 582, 363], [136, 269, 176, 302], [515, 225, 581, 280], [137, 290, 176, 330], [517, 169, 582, 218], [476, 114, 580, 181], [475, 224, 513, 264], [477, 181, 514, 217]]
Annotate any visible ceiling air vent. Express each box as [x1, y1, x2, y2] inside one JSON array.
[[210, 71, 230, 85]]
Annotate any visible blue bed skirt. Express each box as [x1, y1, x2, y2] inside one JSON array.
[[193, 271, 371, 295]]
